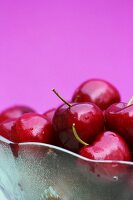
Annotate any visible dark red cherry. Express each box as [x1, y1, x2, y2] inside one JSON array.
[[0, 105, 35, 123], [72, 79, 121, 110], [80, 131, 131, 177], [43, 108, 56, 123], [11, 113, 54, 144], [43, 108, 57, 145], [53, 102, 104, 152], [105, 102, 133, 148], [0, 119, 16, 141]]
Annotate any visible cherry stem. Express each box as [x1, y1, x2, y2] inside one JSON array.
[[52, 88, 72, 107], [72, 123, 88, 146], [127, 96, 133, 106]]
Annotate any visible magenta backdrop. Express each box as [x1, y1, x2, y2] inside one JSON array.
[[0, 0, 133, 113]]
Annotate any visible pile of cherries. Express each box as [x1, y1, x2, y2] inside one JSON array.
[[0, 79, 133, 165]]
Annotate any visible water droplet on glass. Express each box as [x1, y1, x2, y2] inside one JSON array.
[[112, 163, 118, 168], [113, 176, 118, 181]]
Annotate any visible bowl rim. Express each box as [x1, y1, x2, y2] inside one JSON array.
[[0, 136, 133, 166], [19, 142, 133, 166]]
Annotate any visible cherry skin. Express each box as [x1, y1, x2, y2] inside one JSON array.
[[0, 105, 35, 123], [105, 102, 133, 148], [80, 131, 131, 178], [72, 79, 121, 110], [11, 113, 55, 144], [53, 102, 104, 152], [0, 119, 16, 141], [43, 108, 56, 123], [43, 108, 58, 145]]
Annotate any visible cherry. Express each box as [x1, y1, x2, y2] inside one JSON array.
[[104, 101, 133, 148], [11, 113, 55, 144], [80, 131, 131, 161], [0, 119, 16, 141], [43, 108, 56, 123], [0, 105, 35, 123], [72, 79, 121, 110], [52, 89, 104, 152], [79, 131, 131, 178]]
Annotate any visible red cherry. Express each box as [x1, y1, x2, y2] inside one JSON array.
[[105, 101, 133, 148], [43, 108, 56, 123], [0, 119, 16, 141], [0, 105, 35, 123], [53, 102, 104, 152], [43, 108, 58, 145], [80, 131, 131, 178], [72, 79, 121, 110], [11, 113, 54, 144]]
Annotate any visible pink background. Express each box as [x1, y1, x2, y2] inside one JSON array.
[[0, 0, 133, 113]]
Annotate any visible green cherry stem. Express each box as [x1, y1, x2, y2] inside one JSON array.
[[52, 88, 72, 108], [127, 96, 133, 106], [72, 123, 88, 146]]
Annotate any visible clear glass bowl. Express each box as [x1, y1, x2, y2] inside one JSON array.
[[0, 136, 133, 200]]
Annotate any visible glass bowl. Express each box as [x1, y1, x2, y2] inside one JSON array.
[[0, 136, 133, 200]]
